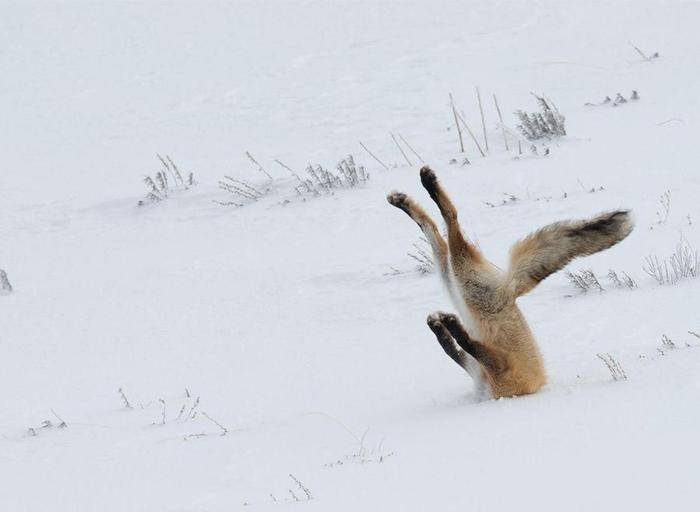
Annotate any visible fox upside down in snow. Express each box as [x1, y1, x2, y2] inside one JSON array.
[[387, 166, 633, 399]]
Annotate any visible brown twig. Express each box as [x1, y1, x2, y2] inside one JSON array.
[[275, 158, 314, 194], [477, 87, 488, 152], [398, 133, 424, 163], [118, 387, 132, 409], [493, 94, 509, 151], [449, 93, 465, 153], [359, 141, 389, 170], [50, 409, 68, 428], [390, 133, 413, 166], [201, 411, 229, 436], [628, 41, 657, 62], [245, 151, 273, 180], [457, 111, 486, 157]]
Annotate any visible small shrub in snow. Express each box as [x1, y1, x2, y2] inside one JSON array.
[[156, 398, 167, 425], [138, 155, 196, 206], [643, 238, 699, 285], [217, 176, 273, 207], [566, 269, 604, 293], [281, 155, 369, 198], [119, 387, 230, 440], [385, 238, 436, 277], [655, 190, 671, 225], [629, 42, 659, 62], [0, 269, 12, 295], [585, 91, 640, 107], [51, 409, 68, 428], [26, 409, 68, 437], [324, 436, 395, 467], [250, 474, 314, 506], [607, 269, 637, 289], [658, 334, 676, 355], [597, 353, 627, 381], [483, 183, 602, 209], [217, 155, 369, 208], [576, 179, 606, 194], [408, 238, 434, 275], [295, 156, 369, 197], [662, 334, 676, 349], [567, 269, 637, 294], [288, 474, 313, 501], [483, 192, 518, 208], [657, 333, 700, 354], [448, 157, 471, 167], [118, 387, 133, 409], [515, 94, 566, 141]]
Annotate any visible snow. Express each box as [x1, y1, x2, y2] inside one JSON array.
[[3, 1, 700, 510]]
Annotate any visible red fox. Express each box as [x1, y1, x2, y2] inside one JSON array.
[[387, 166, 633, 399]]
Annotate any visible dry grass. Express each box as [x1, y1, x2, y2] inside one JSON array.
[[516, 94, 566, 141], [643, 238, 699, 285]]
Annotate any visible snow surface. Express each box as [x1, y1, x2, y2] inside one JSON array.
[[3, 1, 700, 510]]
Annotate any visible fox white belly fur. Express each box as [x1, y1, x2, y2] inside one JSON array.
[[445, 268, 489, 397]]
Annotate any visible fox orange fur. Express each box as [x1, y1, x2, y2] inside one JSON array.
[[387, 166, 634, 399]]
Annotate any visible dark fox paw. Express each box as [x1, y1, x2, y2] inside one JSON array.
[[419, 166, 438, 195], [387, 191, 409, 210], [426, 312, 443, 329], [438, 312, 460, 327], [427, 312, 455, 342], [438, 312, 471, 341]]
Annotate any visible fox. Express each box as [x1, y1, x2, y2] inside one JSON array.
[[387, 166, 634, 399]]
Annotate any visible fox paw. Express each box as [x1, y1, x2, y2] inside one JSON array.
[[427, 312, 454, 340], [438, 312, 460, 327], [438, 312, 471, 341], [426, 312, 443, 328], [419, 166, 438, 194], [387, 191, 409, 210]]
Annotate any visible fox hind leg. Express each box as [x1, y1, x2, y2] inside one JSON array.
[[437, 312, 509, 375], [418, 166, 503, 315], [426, 313, 471, 370], [426, 312, 488, 388], [387, 191, 449, 278], [418, 166, 484, 269]]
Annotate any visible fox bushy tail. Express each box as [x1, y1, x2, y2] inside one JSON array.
[[507, 210, 634, 297]]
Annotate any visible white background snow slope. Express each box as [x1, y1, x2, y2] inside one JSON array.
[[3, 1, 700, 510]]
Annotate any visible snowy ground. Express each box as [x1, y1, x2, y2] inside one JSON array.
[[3, 1, 700, 510]]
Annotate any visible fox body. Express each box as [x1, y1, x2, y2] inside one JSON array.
[[388, 167, 633, 399]]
